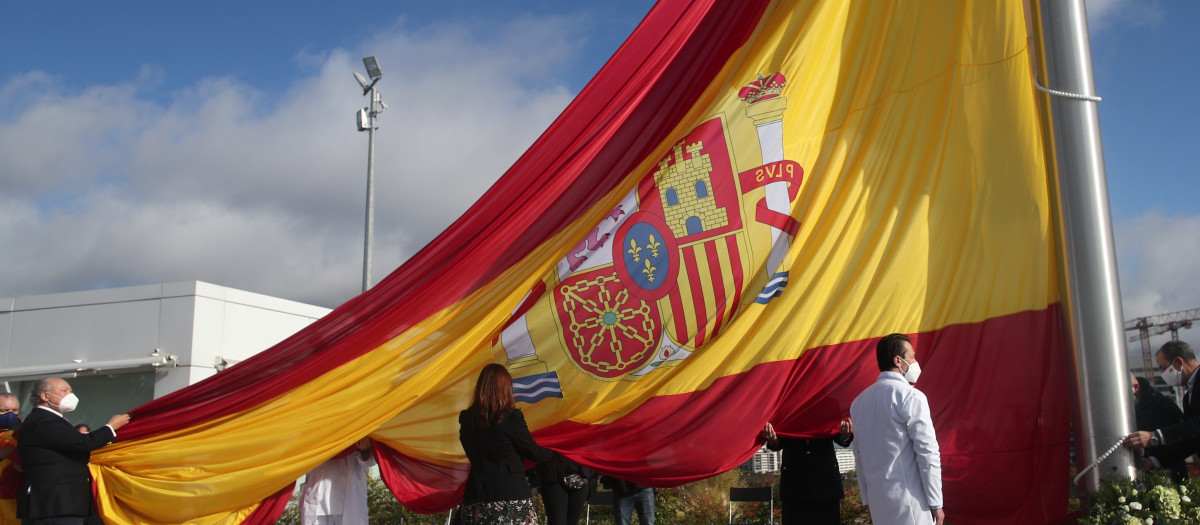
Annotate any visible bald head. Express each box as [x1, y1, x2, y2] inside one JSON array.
[[30, 378, 71, 410]]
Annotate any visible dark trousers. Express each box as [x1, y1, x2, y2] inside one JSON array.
[[26, 518, 88, 525], [542, 482, 589, 525], [782, 498, 840, 525]]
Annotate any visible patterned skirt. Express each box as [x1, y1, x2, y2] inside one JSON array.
[[458, 498, 538, 525]]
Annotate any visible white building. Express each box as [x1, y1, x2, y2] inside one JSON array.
[[746, 444, 781, 473], [0, 281, 330, 428], [743, 443, 856, 475]]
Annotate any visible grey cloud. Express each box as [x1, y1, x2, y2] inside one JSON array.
[[0, 16, 583, 308], [1116, 210, 1200, 319]]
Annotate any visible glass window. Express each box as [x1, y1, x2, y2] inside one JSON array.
[[14, 372, 155, 428]]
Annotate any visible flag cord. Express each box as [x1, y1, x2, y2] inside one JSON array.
[[1035, 77, 1102, 102], [1072, 435, 1131, 485]]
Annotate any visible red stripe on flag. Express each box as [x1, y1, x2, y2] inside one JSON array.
[[666, 288, 689, 348], [724, 235, 743, 316], [375, 443, 469, 514], [532, 305, 1069, 525], [239, 482, 295, 525], [682, 246, 708, 347], [704, 240, 729, 338]]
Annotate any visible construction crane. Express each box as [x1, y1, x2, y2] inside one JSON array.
[[1125, 307, 1200, 379]]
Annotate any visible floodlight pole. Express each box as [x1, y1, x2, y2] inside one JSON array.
[[363, 84, 378, 293], [356, 57, 383, 293]]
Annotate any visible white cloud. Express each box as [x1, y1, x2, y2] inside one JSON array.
[[0, 15, 582, 308], [1086, 0, 1163, 33], [1116, 210, 1200, 319]]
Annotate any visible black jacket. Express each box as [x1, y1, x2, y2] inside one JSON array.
[[767, 434, 851, 503], [1135, 377, 1188, 481], [16, 407, 116, 519], [1142, 377, 1196, 475], [600, 475, 648, 494], [459, 409, 558, 504], [535, 454, 597, 489]]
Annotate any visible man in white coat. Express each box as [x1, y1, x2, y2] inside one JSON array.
[[300, 437, 375, 525], [850, 333, 943, 525]]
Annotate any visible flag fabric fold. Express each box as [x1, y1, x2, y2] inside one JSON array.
[[88, 1, 1070, 523]]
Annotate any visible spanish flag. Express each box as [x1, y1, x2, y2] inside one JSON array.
[[90, 0, 1069, 523]]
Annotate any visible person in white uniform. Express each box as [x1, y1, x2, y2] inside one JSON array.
[[849, 333, 943, 525], [300, 437, 375, 525]]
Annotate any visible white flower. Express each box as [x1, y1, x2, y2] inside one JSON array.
[[1147, 518, 1154, 525], [1119, 496, 1127, 503], [1130, 502, 1143, 510], [1133, 489, 1139, 495], [1183, 495, 1192, 503]]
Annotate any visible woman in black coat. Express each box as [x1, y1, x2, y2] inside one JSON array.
[[459, 364, 559, 525]]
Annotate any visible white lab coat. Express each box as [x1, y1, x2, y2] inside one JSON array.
[[300, 451, 376, 525], [850, 372, 942, 525]]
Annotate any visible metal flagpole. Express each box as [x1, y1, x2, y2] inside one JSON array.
[[1034, 0, 1136, 491]]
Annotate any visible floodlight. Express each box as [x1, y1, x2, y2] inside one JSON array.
[[353, 71, 371, 91], [363, 56, 382, 80]]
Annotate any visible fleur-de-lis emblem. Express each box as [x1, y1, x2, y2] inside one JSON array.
[[640, 259, 657, 282], [627, 239, 643, 263], [646, 234, 662, 258]]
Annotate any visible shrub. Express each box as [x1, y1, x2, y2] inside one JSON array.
[[1080, 469, 1200, 525]]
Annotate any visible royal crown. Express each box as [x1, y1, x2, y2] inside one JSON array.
[[738, 72, 787, 104]]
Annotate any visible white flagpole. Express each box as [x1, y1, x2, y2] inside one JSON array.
[[1035, 0, 1136, 492]]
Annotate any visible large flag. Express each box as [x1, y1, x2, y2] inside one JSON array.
[[88, 0, 1070, 523]]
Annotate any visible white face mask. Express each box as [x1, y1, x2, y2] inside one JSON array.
[[49, 392, 79, 413], [1161, 361, 1185, 387], [901, 359, 922, 383]]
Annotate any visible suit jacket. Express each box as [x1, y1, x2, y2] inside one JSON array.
[[1134, 377, 1189, 479], [16, 407, 115, 519], [768, 435, 851, 503], [459, 409, 558, 504], [1156, 377, 1200, 466]]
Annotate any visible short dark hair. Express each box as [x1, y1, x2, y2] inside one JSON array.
[[876, 333, 913, 372], [1158, 341, 1195, 365]]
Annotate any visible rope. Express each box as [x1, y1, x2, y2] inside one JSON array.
[[1036, 77, 1102, 102], [1073, 435, 1130, 485]]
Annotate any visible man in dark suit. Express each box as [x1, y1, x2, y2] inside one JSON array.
[[17, 377, 130, 525], [1125, 341, 1200, 471], [761, 418, 853, 525], [1132, 373, 1188, 482]]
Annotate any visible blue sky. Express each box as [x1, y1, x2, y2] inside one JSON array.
[[1, 1, 1197, 348]]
